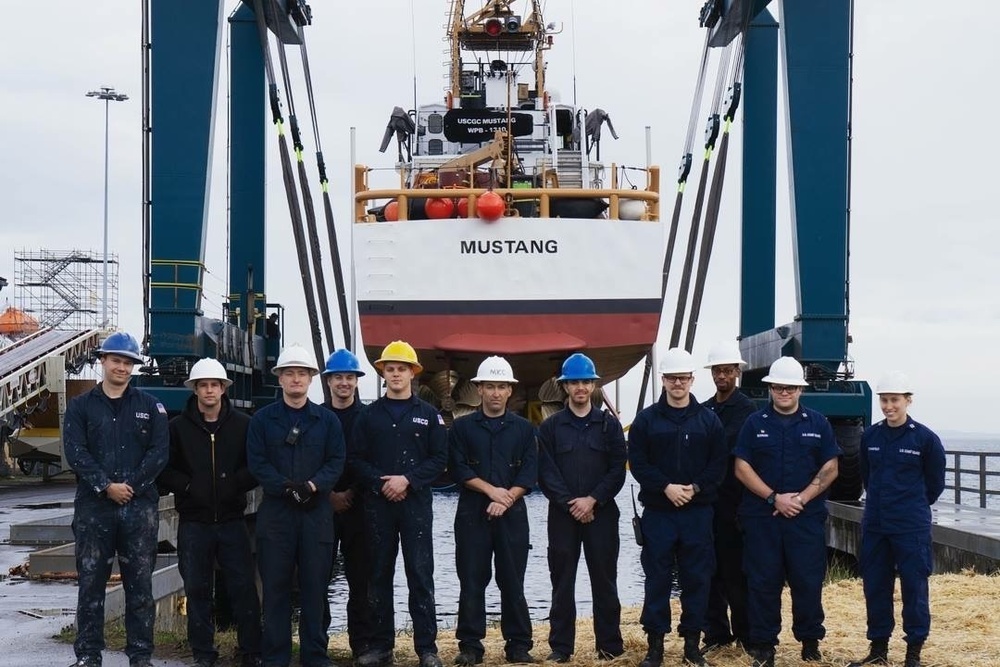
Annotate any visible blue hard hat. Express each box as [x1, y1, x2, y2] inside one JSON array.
[[97, 332, 144, 363], [557, 352, 600, 382], [322, 349, 366, 377]]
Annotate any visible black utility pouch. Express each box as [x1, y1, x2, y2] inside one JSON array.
[[630, 484, 644, 546]]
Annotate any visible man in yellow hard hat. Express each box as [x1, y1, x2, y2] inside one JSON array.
[[349, 341, 448, 667]]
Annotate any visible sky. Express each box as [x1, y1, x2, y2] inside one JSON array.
[[1, 1, 998, 435]]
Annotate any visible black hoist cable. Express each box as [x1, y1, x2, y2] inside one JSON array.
[[297, 27, 353, 351], [668, 41, 734, 351], [634, 29, 712, 417], [276, 38, 337, 357], [250, 0, 329, 403]]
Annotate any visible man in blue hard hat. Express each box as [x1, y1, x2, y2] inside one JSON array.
[[449, 356, 538, 665], [538, 352, 627, 663], [63, 332, 169, 667], [349, 341, 448, 667], [247, 344, 346, 667], [734, 357, 840, 667], [629, 348, 727, 667], [158, 358, 262, 667], [320, 349, 373, 659], [846, 372, 946, 667], [701, 341, 756, 655]]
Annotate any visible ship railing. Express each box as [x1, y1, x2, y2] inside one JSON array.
[[353, 164, 661, 222], [946, 450, 1000, 509]]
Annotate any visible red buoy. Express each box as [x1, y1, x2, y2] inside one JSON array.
[[457, 197, 469, 218], [384, 201, 399, 222], [424, 197, 455, 219], [477, 191, 505, 222]]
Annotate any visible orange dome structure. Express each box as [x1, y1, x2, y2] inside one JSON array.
[[0, 307, 40, 336]]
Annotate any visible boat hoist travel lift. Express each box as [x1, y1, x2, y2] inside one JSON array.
[[646, 0, 870, 499], [137, 0, 350, 411]]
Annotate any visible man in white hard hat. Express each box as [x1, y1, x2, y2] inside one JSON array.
[[628, 348, 727, 667], [159, 358, 262, 667], [449, 356, 538, 665], [733, 357, 840, 667], [247, 345, 346, 667], [349, 341, 448, 667], [700, 342, 756, 654], [846, 372, 945, 667]]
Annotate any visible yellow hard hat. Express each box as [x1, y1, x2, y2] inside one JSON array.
[[374, 340, 423, 376]]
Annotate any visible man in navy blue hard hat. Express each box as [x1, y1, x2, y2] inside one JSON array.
[[846, 372, 946, 667], [319, 349, 373, 659], [629, 348, 727, 667], [247, 344, 346, 667], [449, 356, 538, 665], [63, 332, 169, 667], [538, 352, 627, 663], [734, 357, 840, 667]]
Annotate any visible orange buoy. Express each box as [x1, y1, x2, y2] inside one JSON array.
[[384, 201, 399, 222], [478, 191, 505, 222], [424, 197, 455, 219]]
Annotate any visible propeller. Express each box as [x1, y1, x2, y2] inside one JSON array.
[[537, 377, 565, 421]]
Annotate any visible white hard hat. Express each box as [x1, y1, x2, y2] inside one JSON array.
[[472, 355, 518, 383], [272, 344, 320, 376], [704, 340, 747, 369], [762, 356, 809, 386], [658, 347, 697, 375], [876, 370, 912, 395], [184, 358, 233, 389]]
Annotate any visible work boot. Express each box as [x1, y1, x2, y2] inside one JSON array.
[[904, 642, 923, 667], [505, 650, 536, 664], [454, 652, 483, 666], [358, 649, 394, 667], [847, 639, 889, 666], [68, 658, 101, 667], [801, 639, 822, 661], [420, 654, 444, 667], [545, 652, 571, 664], [682, 635, 709, 667], [638, 633, 664, 667], [749, 646, 775, 667]]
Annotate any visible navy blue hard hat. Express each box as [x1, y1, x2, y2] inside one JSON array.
[[322, 349, 366, 377], [557, 352, 600, 382], [97, 332, 144, 363]]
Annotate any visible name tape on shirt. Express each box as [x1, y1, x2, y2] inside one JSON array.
[[413, 417, 429, 426], [135, 412, 150, 420]]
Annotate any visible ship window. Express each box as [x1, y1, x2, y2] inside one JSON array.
[[427, 113, 444, 134], [428, 139, 443, 155]]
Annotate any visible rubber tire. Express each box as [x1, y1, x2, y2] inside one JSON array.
[[828, 418, 863, 502]]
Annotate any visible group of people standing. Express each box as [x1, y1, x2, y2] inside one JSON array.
[[63, 332, 945, 667]]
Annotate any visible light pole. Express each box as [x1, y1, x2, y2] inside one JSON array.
[[86, 86, 128, 329]]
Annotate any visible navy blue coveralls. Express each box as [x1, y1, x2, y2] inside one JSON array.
[[63, 383, 169, 665], [859, 417, 946, 646], [733, 405, 839, 649], [348, 395, 449, 658], [628, 393, 726, 639], [158, 393, 262, 665], [322, 400, 373, 656], [247, 399, 345, 667], [449, 409, 538, 659], [537, 407, 627, 658], [702, 390, 755, 646]]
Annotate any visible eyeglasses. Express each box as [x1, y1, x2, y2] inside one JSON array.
[[770, 385, 799, 395], [662, 375, 693, 384], [711, 366, 739, 376]]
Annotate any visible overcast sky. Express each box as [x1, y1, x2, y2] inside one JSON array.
[[2, 1, 998, 435]]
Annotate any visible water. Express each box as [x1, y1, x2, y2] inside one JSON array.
[[325, 473, 646, 633], [942, 435, 1000, 509]]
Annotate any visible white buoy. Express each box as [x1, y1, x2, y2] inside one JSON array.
[[619, 198, 647, 220]]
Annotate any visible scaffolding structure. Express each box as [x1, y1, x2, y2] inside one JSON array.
[[13, 249, 119, 331]]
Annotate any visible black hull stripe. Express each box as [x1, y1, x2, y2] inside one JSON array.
[[358, 299, 663, 316]]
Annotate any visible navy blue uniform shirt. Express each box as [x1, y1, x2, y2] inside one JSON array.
[[449, 409, 538, 492], [703, 390, 756, 509], [860, 417, 946, 533]]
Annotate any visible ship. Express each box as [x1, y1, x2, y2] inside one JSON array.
[[351, 0, 665, 419]]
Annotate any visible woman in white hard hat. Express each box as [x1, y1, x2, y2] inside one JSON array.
[[846, 372, 946, 667]]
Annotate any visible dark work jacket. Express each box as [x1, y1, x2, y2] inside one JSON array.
[[703, 390, 756, 511], [860, 417, 946, 534], [537, 407, 627, 512], [246, 399, 345, 499], [348, 394, 448, 496], [733, 404, 839, 518], [449, 409, 538, 502], [628, 393, 727, 511], [158, 394, 258, 523], [63, 383, 169, 504], [328, 401, 364, 493]]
